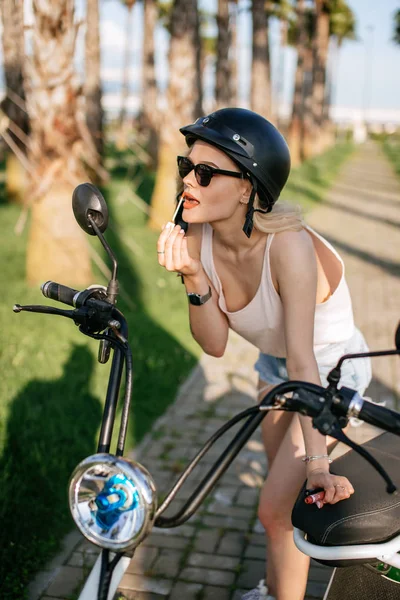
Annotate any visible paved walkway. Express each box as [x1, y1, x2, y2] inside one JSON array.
[[28, 142, 400, 600]]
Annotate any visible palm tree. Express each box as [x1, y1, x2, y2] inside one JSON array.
[[85, 0, 104, 164], [310, 0, 331, 155], [322, 0, 355, 148], [25, 0, 95, 285], [274, 0, 292, 129], [251, 0, 273, 121], [0, 0, 30, 204], [139, 0, 159, 164], [149, 0, 202, 230], [215, 0, 234, 109], [287, 0, 307, 165], [394, 8, 400, 44], [119, 0, 137, 129]]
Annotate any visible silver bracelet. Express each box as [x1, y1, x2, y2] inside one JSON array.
[[302, 454, 332, 464]]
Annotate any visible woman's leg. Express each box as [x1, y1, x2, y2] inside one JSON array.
[[259, 411, 309, 600], [258, 380, 295, 596]]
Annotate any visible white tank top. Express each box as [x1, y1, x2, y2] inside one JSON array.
[[200, 223, 355, 358]]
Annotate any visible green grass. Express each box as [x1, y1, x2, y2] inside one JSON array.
[[382, 135, 400, 176], [0, 139, 353, 599], [282, 141, 355, 210]]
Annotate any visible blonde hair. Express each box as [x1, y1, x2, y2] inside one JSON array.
[[253, 197, 305, 234]]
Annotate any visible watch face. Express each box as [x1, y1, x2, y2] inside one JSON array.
[[188, 293, 202, 306]]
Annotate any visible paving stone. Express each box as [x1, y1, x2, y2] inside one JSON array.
[[243, 544, 266, 560], [187, 552, 238, 571], [247, 533, 266, 547], [202, 515, 250, 532], [205, 503, 252, 520], [149, 549, 184, 578], [45, 566, 84, 597], [236, 559, 266, 589], [192, 528, 221, 553], [202, 585, 232, 599], [168, 581, 203, 599], [179, 566, 236, 586], [236, 488, 260, 507], [118, 573, 172, 595], [218, 531, 247, 557], [143, 534, 189, 551], [67, 550, 98, 568]]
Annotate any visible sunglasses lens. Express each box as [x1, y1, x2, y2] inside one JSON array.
[[177, 157, 193, 179], [195, 165, 213, 187]]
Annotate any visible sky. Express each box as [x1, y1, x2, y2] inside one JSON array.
[[96, 0, 400, 121], [1, 0, 400, 123]]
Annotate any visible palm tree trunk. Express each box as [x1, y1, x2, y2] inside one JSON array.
[[215, 0, 233, 109], [229, 1, 238, 106], [301, 44, 314, 160], [251, 0, 272, 121], [149, 0, 202, 230], [311, 0, 330, 155], [0, 0, 29, 204], [119, 2, 135, 129], [140, 0, 159, 165], [287, 0, 307, 165], [25, 0, 94, 286], [85, 0, 104, 166], [276, 18, 288, 130]]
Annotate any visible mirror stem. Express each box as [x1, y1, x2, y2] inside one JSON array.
[[88, 214, 119, 304]]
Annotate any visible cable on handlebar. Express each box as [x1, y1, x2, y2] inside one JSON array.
[[155, 405, 261, 518], [81, 328, 133, 457]]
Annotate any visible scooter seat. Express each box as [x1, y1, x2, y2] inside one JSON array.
[[292, 432, 400, 549]]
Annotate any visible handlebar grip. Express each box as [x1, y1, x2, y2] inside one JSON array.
[[359, 398, 400, 436], [41, 281, 80, 307]]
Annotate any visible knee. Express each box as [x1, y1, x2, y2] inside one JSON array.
[[257, 492, 292, 539]]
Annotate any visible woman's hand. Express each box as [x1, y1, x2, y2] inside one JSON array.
[[306, 469, 354, 507], [157, 222, 202, 278]]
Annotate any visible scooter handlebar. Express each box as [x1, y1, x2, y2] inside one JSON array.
[[41, 281, 81, 307]]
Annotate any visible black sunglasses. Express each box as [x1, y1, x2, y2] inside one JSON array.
[[177, 155, 244, 187]]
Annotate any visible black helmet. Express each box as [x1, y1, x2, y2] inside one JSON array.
[[180, 108, 291, 237]]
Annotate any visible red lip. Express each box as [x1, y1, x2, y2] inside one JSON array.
[[182, 192, 199, 203]]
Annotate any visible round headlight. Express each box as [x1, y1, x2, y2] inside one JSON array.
[[69, 454, 157, 552]]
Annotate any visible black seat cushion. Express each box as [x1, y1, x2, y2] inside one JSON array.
[[292, 432, 400, 548]]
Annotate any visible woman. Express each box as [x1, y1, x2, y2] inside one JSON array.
[[157, 108, 371, 600]]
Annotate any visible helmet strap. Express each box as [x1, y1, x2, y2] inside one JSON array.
[[242, 177, 272, 238]]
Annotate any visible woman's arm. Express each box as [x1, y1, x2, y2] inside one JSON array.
[[157, 222, 229, 357], [272, 229, 354, 504]]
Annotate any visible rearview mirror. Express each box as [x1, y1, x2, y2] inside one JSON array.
[[72, 183, 109, 236]]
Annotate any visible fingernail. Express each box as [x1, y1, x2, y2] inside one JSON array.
[[166, 222, 174, 229], [179, 229, 185, 234], [316, 501, 324, 509]]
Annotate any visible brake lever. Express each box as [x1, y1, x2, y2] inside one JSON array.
[[312, 414, 397, 494], [13, 304, 76, 319], [13, 303, 119, 334]]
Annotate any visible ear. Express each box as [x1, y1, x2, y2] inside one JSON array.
[[239, 179, 253, 205]]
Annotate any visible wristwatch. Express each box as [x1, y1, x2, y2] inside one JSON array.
[[187, 285, 212, 306]]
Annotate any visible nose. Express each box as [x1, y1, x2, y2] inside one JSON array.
[[183, 169, 197, 188]]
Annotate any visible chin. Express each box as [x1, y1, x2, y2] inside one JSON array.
[[182, 208, 204, 223]]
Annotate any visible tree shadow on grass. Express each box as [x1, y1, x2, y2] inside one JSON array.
[[0, 345, 101, 599]]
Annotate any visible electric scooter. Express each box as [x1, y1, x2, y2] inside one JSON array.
[[14, 183, 400, 600]]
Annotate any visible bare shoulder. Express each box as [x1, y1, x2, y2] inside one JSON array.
[[270, 228, 315, 266], [185, 223, 202, 260]]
